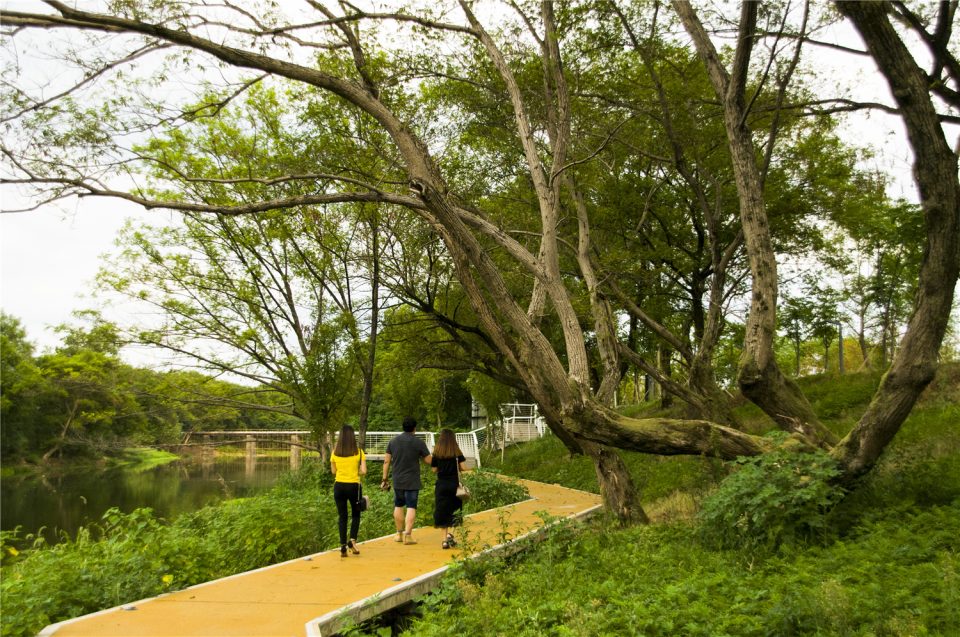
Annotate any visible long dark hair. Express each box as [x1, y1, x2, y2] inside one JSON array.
[[432, 428, 462, 459], [333, 425, 359, 457]]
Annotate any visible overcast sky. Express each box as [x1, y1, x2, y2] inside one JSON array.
[[0, 7, 953, 362], [0, 196, 159, 351]]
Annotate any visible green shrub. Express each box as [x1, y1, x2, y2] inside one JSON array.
[[697, 436, 846, 552], [460, 469, 529, 514]]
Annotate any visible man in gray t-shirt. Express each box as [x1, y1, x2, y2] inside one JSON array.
[[381, 416, 432, 544]]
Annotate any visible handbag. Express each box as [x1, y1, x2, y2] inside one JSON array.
[[358, 484, 369, 511], [455, 458, 471, 502]]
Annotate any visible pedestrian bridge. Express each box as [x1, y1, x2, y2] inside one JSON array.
[[39, 478, 602, 637], [185, 404, 549, 470]]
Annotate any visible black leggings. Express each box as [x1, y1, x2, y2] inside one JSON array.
[[333, 482, 361, 545]]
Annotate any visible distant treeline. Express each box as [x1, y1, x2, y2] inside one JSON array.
[[0, 313, 300, 464]]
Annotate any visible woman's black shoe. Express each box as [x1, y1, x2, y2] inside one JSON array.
[[340, 545, 348, 557]]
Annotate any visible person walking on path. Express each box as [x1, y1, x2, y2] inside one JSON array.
[[431, 428, 467, 549], [331, 425, 366, 558], [381, 416, 432, 545]]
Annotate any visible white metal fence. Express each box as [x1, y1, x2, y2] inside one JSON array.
[[472, 402, 548, 452]]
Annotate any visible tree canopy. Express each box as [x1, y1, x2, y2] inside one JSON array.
[[2, 0, 957, 520]]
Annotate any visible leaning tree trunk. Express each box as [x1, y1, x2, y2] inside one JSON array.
[[687, 356, 739, 426], [673, 0, 838, 447], [563, 175, 648, 523], [830, 1, 960, 480], [463, 0, 647, 525]]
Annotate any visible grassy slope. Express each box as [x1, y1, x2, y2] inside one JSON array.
[[383, 365, 960, 637]]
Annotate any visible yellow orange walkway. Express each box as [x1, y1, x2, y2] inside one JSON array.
[[39, 479, 601, 637]]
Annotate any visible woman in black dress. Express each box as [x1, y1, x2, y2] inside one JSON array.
[[431, 429, 467, 549]]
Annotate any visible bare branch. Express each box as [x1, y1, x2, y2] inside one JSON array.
[[1, 42, 172, 123], [552, 117, 631, 181], [0, 175, 424, 215]]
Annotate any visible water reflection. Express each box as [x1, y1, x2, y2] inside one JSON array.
[[0, 457, 298, 544]]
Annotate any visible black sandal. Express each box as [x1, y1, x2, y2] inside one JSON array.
[[348, 539, 360, 555], [340, 545, 348, 557], [445, 533, 457, 548]]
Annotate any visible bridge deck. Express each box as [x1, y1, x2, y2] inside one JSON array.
[[40, 479, 601, 637]]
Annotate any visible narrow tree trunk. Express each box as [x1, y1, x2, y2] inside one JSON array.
[[357, 214, 381, 448], [658, 344, 674, 409], [43, 399, 80, 462], [857, 311, 871, 370], [838, 323, 845, 375], [794, 337, 801, 376]]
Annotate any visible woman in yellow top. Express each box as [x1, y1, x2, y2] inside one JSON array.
[[330, 425, 366, 557]]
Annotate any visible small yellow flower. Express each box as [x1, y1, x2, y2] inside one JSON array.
[[7, 547, 19, 557], [162, 574, 174, 585]]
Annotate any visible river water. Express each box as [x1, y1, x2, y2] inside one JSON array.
[[1, 456, 304, 544]]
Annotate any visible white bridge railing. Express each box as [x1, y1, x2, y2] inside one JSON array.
[[188, 404, 548, 470]]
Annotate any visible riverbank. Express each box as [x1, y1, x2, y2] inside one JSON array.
[[0, 463, 528, 637], [0, 447, 180, 479], [0, 453, 302, 547]]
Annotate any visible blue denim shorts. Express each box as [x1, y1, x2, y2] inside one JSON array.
[[393, 489, 420, 509]]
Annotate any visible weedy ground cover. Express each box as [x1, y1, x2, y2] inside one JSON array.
[[349, 366, 959, 636]]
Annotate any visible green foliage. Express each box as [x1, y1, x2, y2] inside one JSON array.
[[800, 370, 884, 423], [697, 437, 846, 552], [459, 470, 529, 515], [394, 369, 957, 636], [372, 306, 475, 429], [0, 460, 529, 637], [388, 503, 960, 637], [0, 313, 43, 460], [0, 473, 333, 636]]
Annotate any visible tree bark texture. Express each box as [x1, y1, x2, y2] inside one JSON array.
[[580, 439, 650, 525]]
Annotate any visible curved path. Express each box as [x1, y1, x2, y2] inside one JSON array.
[[40, 478, 601, 637]]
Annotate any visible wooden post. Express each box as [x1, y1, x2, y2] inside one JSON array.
[[291, 434, 301, 470], [245, 434, 256, 477]]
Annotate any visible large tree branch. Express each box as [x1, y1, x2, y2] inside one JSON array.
[[569, 404, 774, 460], [617, 343, 707, 413], [728, 0, 758, 111], [607, 278, 693, 362], [890, 0, 960, 105]]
